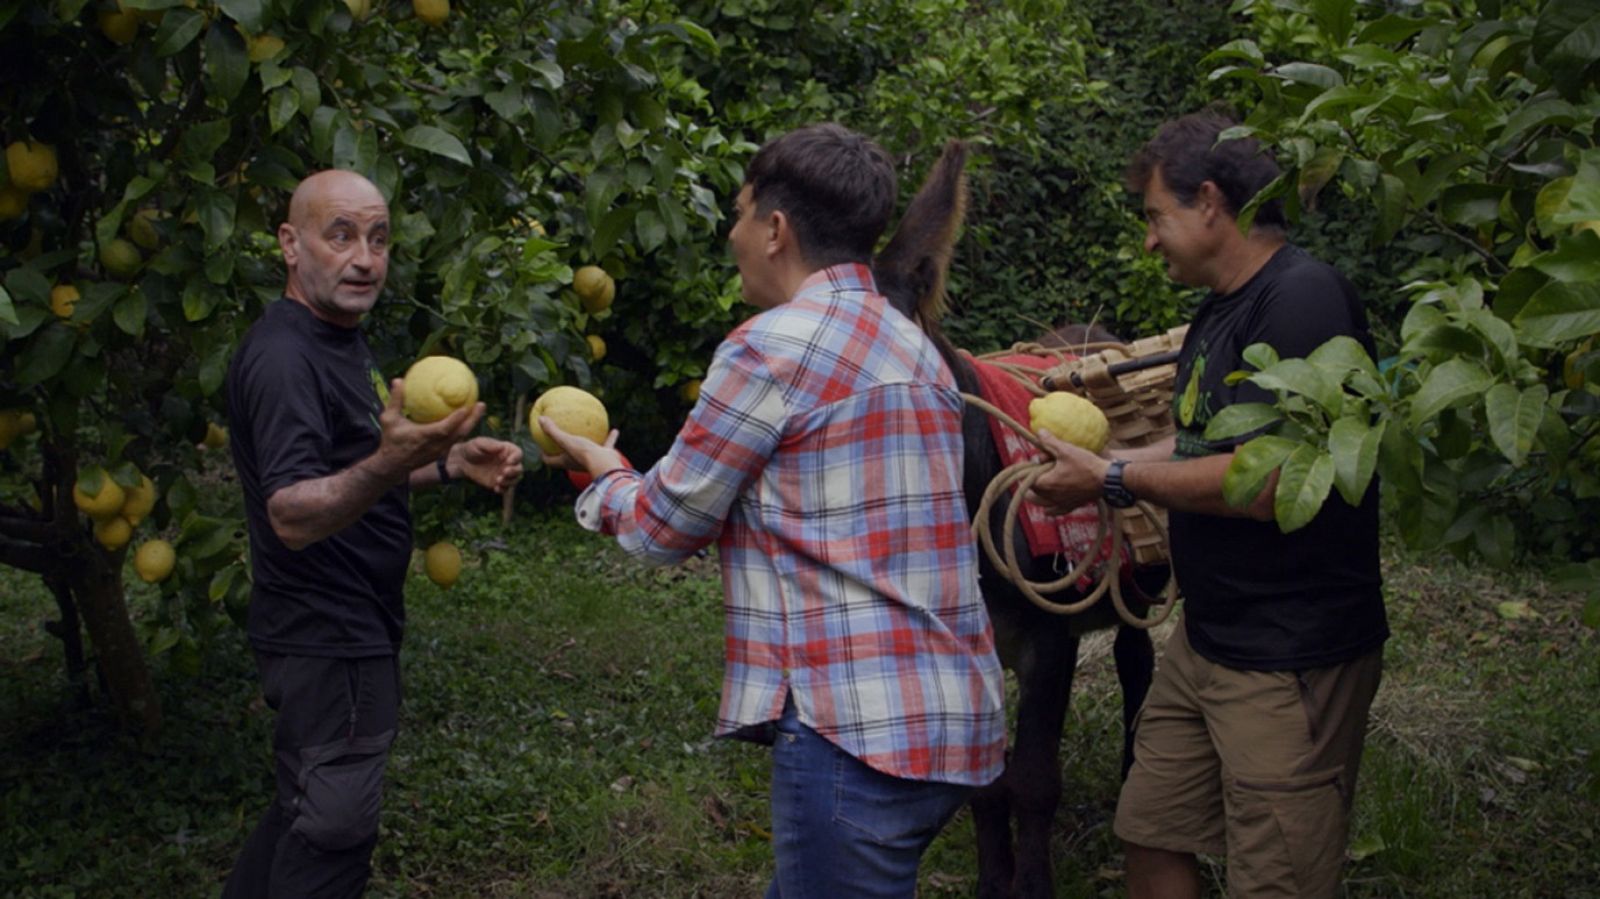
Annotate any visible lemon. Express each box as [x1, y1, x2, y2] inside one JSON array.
[[101, 238, 143, 279], [344, 0, 373, 21], [424, 541, 461, 587], [403, 356, 479, 423], [1029, 392, 1110, 454], [74, 469, 127, 520], [50, 284, 79, 319], [0, 186, 26, 220], [202, 422, 229, 449], [528, 386, 609, 455], [586, 334, 606, 362], [126, 208, 162, 250], [247, 32, 285, 62], [5, 140, 58, 193], [487, 414, 503, 431], [94, 515, 133, 551], [120, 474, 157, 526], [679, 379, 702, 404], [98, 9, 139, 45], [133, 539, 176, 583], [574, 265, 616, 313], [414, 0, 449, 26], [0, 409, 37, 451]]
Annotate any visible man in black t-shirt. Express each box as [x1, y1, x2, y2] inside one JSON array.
[[221, 170, 523, 898], [1030, 112, 1387, 898]]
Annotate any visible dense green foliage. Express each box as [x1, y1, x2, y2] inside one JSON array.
[[1205, 0, 1600, 617], [4, 511, 1596, 895]]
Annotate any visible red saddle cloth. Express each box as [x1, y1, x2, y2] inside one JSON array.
[[963, 352, 1120, 578]]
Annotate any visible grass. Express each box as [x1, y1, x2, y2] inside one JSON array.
[[2, 512, 1598, 897]]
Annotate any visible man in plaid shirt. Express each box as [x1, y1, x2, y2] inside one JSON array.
[[541, 123, 1005, 896]]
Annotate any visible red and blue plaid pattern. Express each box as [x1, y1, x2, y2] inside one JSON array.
[[581, 264, 1005, 785]]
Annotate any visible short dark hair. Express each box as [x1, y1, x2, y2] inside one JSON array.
[[743, 123, 897, 267], [1125, 109, 1286, 230]]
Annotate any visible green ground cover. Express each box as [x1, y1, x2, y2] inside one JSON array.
[[2, 510, 1596, 897]]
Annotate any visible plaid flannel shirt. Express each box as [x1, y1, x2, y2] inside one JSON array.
[[578, 264, 1005, 785]]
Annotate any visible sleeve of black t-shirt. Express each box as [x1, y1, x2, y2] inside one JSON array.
[[1232, 261, 1362, 410], [235, 333, 336, 499]]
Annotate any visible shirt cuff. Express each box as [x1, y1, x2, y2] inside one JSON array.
[[574, 482, 604, 532]]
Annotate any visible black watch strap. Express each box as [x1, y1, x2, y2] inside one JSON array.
[[1103, 459, 1135, 509], [436, 457, 453, 485]]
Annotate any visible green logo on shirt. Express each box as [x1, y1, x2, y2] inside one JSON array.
[[1178, 353, 1206, 428]]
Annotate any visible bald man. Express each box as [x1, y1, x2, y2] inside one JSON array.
[[221, 170, 522, 897]]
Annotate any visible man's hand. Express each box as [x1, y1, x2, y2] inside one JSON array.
[[450, 437, 524, 494], [1026, 429, 1111, 516], [538, 416, 623, 478], [370, 379, 483, 484]]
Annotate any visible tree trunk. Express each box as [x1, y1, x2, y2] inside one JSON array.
[[68, 543, 162, 736], [44, 573, 92, 710]]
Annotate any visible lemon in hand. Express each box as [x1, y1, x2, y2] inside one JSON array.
[[403, 356, 479, 423], [528, 386, 609, 455], [1029, 392, 1110, 454], [424, 541, 461, 587]]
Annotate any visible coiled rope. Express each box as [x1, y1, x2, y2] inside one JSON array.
[[960, 390, 1177, 630]]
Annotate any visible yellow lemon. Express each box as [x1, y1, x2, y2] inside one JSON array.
[[247, 33, 285, 62], [94, 516, 133, 551], [586, 334, 606, 362], [98, 9, 139, 45], [678, 379, 702, 404], [344, 0, 373, 21], [126, 208, 162, 250], [74, 469, 127, 520], [402, 356, 479, 423], [528, 386, 609, 455], [133, 539, 176, 583], [120, 474, 157, 526], [414, 0, 449, 26], [0, 185, 26, 220], [574, 265, 616, 313], [100, 238, 143, 279], [0, 409, 36, 451], [1029, 392, 1110, 454], [203, 422, 229, 449], [49, 284, 80, 319], [424, 541, 461, 587], [5, 140, 58, 193]]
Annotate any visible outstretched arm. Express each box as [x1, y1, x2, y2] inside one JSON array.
[[1027, 430, 1274, 520], [411, 436, 525, 493], [268, 380, 483, 549]]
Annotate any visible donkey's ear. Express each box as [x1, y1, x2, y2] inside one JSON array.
[[877, 139, 968, 324]]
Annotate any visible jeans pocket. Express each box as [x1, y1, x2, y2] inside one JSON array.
[[833, 754, 969, 848]]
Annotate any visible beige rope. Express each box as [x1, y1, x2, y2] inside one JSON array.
[[960, 390, 1177, 629]]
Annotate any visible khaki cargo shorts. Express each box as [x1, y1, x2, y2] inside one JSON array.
[[1114, 623, 1382, 899]]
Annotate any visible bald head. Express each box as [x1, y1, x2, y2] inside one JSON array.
[[279, 170, 391, 327]]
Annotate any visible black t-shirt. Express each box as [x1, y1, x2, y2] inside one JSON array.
[[1168, 245, 1388, 671], [226, 298, 411, 657]]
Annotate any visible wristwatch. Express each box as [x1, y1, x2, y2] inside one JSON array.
[[1103, 459, 1135, 509]]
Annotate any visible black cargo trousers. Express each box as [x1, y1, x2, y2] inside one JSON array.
[[222, 653, 400, 899]]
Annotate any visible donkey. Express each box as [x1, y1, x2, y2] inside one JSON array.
[[875, 140, 1160, 899]]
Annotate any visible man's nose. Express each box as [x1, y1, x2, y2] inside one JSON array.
[[351, 238, 376, 269], [1143, 226, 1159, 253]]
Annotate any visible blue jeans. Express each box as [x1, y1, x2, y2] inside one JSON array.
[[765, 694, 973, 898]]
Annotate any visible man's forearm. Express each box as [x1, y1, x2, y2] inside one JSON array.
[[1122, 452, 1275, 520], [268, 455, 406, 549]]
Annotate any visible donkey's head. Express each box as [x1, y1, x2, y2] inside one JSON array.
[[874, 140, 969, 331]]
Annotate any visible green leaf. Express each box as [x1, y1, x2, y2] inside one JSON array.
[[0, 286, 15, 327], [1373, 173, 1407, 246], [1309, 0, 1356, 46], [1439, 183, 1507, 227], [292, 67, 321, 117], [203, 19, 249, 103], [1329, 415, 1383, 506], [1223, 434, 1297, 510], [268, 86, 298, 134], [195, 190, 236, 252], [1241, 342, 1279, 371], [1358, 14, 1431, 45], [151, 7, 205, 57], [15, 325, 76, 387], [401, 125, 471, 165], [485, 84, 524, 122], [1515, 280, 1600, 345], [113, 288, 148, 337], [1249, 358, 1343, 414], [1409, 358, 1492, 426], [591, 205, 636, 260], [1307, 335, 1378, 380], [1204, 403, 1282, 442], [1273, 62, 1344, 89], [1484, 383, 1548, 467], [1274, 444, 1335, 533], [215, 0, 266, 32], [1532, 0, 1600, 97], [1530, 229, 1600, 284]]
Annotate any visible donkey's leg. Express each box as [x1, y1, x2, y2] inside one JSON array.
[[1112, 623, 1155, 780], [971, 757, 1016, 899], [1009, 625, 1080, 899]]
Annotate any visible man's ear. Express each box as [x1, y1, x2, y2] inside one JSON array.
[[277, 223, 299, 265], [765, 208, 791, 259], [1196, 180, 1228, 223]]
